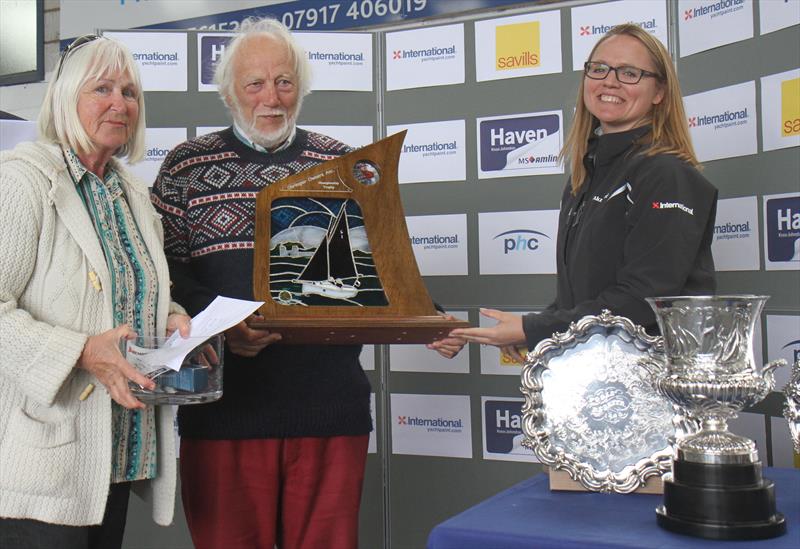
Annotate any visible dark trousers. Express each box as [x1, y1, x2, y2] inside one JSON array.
[[0, 482, 131, 549]]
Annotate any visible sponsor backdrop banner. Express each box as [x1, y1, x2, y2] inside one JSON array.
[[300, 125, 374, 148], [678, 0, 753, 58], [766, 314, 800, 389], [478, 210, 558, 275], [390, 393, 472, 458], [386, 120, 466, 183], [197, 32, 235, 92], [570, 0, 668, 71], [62, 0, 539, 39], [683, 81, 757, 162], [293, 32, 373, 91], [406, 214, 468, 276], [763, 192, 800, 271], [759, 0, 800, 35], [760, 68, 800, 152], [127, 127, 188, 186], [196, 126, 228, 137], [369, 392, 377, 453], [770, 416, 797, 468], [479, 310, 533, 375], [481, 396, 539, 462], [476, 110, 564, 179], [361, 345, 375, 371], [385, 24, 465, 91], [712, 196, 760, 271], [390, 311, 470, 373], [104, 31, 188, 91], [474, 10, 562, 82], [0, 119, 36, 151]]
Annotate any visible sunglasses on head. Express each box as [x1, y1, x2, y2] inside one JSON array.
[[55, 34, 102, 81]]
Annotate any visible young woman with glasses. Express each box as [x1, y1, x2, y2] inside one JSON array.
[[451, 24, 717, 359]]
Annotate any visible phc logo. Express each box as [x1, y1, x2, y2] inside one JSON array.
[[493, 229, 550, 254], [782, 339, 800, 363], [397, 416, 407, 425]]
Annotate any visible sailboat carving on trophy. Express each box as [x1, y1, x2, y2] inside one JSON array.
[[294, 200, 361, 299]]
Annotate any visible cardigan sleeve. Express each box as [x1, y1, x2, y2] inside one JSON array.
[[0, 157, 88, 406]]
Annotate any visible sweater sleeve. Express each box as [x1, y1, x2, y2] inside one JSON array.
[[151, 154, 217, 316], [522, 156, 717, 348], [0, 159, 88, 406]]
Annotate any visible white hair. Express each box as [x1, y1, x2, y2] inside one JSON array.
[[38, 37, 146, 162], [213, 17, 312, 113]]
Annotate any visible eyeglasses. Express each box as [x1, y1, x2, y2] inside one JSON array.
[[583, 62, 661, 85], [55, 34, 102, 80]]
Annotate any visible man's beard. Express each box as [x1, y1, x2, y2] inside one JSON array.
[[233, 105, 296, 150]]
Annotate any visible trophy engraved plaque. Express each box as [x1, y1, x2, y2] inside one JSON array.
[[646, 295, 787, 540], [520, 310, 687, 494], [784, 360, 800, 454], [252, 132, 468, 343]]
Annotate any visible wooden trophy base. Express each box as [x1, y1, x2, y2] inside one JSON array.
[[547, 467, 664, 494], [249, 315, 470, 344]]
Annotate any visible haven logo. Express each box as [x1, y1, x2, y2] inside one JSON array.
[[578, 18, 657, 36], [484, 399, 526, 454], [495, 21, 540, 70], [398, 415, 463, 433], [781, 77, 800, 137], [494, 229, 550, 254], [480, 114, 560, 171], [200, 35, 232, 85], [766, 195, 800, 262], [688, 108, 749, 130]]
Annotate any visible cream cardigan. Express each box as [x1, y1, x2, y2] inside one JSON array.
[[0, 141, 181, 526]]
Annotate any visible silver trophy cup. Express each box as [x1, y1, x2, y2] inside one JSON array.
[[784, 360, 800, 454], [647, 295, 786, 540]]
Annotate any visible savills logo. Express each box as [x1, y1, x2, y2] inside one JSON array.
[[495, 21, 540, 70], [781, 78, 800, 137]]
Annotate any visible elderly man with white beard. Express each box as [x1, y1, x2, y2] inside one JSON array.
[[152, 17, 463, 549]]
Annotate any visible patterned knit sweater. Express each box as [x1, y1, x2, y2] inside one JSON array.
[[151, 128, 372, 439]]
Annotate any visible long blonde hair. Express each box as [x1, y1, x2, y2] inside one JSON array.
[[560, 24, 700, 194]]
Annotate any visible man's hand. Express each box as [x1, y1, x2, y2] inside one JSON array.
[[76, 324, 154, 409], [225, 314, 282, 357]]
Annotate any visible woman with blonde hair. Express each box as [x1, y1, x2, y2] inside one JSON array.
[[451, 24, 717, 357], [0, 35, 189, 548]]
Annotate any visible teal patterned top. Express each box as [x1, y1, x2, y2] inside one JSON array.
[[64, 148, 159, 483]]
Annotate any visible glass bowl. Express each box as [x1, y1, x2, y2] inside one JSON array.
[[121, 333, 224, 405]]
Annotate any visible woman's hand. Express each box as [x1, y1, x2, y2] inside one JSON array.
[[426, 314, 467, 358], [225, 313, 282, 357], [449, 308, 526, 348], [76, 324, 154, 410], [166, 313, 192, 338]]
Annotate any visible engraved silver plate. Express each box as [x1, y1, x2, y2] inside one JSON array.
[[520, 310, 680, 493], [785, 360, 800, 454]]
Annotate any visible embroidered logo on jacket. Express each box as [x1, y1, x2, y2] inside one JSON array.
[[652, 202, 694, 215]]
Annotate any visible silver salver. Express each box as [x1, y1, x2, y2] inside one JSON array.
[[520, 310, 692, 493], [785, 360, 800, 454]]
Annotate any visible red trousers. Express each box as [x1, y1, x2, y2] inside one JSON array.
[[180, 435, 369, 549]]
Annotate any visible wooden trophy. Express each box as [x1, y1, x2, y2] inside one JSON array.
[[252, 131, 469, 344]]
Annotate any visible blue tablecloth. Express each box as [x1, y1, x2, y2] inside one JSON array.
[[427, 468, 800, 549]]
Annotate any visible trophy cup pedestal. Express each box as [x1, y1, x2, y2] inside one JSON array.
[[647, 295, 787, 541], [657, 457, 785, 540]]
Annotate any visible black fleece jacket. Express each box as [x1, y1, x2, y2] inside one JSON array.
[[522, 126, 718, 349]]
